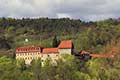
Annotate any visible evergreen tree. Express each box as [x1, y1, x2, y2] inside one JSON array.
[[52, 35, 59, 47]]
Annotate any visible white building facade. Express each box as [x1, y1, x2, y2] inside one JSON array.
[[16, 40, 73, 64]]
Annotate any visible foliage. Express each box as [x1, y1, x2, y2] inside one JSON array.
[[0, 18, 120, 79], [52, 35, 59, 47], [1, 18, 120, 54]]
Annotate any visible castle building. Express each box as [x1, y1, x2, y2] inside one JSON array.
[[16, 40, 73, 64]]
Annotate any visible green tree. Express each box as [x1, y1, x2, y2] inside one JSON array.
[[52, 35, 59, 47], [31, 58, 42, 80], [0, 56, 21, 80]]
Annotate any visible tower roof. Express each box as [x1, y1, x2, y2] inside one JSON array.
[[58, 40, 72, 49]]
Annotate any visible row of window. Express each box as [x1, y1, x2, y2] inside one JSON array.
[[17, 53, 59, 57], [18, 57, 40, 60], [17, 48, 40, 51], [16, 52, 41, 56], [17, 54, 59, 60]]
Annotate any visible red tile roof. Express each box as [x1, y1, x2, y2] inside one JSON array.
[[90, 54, 105, 58], [42, 48, 58, 54], [16, 45, 41, 53], [90, 47, 119, 58], [111, 47, 119, 54], [58, 40, 72, 49]]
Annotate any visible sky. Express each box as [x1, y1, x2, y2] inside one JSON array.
[[0, 0, 120, 21]]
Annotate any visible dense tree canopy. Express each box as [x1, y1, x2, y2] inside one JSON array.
[[0, 47, 120, 80]]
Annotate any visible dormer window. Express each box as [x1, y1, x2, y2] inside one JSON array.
[[18, 49, 20, 51], [28, 48, 30, 51], [36, 48, 39, 51]]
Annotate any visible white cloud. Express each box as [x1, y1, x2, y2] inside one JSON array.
[[0, 0, 60, 18], [57, 13, 72, 18], [0, 0, 120, 21], [58, 0, 120, 21]]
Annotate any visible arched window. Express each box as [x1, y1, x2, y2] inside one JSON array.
[[18, 49, 20, 51], [26, 49, 27, 52]]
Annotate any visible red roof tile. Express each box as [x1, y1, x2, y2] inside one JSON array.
[[90, 54, 105, 58], [112, 47, 119, 53], [16, 45, 41, 53], [58, 40, 72, 49], [42, 48, 58, 54]]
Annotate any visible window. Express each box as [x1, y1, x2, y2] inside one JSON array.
[[38, 53, 40, 55], [26, 49, 27, 52], [41, 54, 43, 57], [41, 60, 44, 62], [47, 55, 50, 57], [16, 54, 18, 56]]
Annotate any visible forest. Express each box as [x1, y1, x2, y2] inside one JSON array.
[[0, 17, 120, 80]]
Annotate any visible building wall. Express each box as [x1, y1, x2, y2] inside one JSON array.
[[16, 52, 59, 64], [41, 53, 59, 61], [49, 53, 59, 62], [59, 49, 72, 55], [16, 49, 72, 65], [16, 52, 41, 64]]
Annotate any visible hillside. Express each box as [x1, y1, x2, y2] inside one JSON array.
[[1, 18, 120, 80], [0, 18, 120, 57]]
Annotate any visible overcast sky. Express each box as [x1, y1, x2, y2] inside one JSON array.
[[0, 0, 120, 21]]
